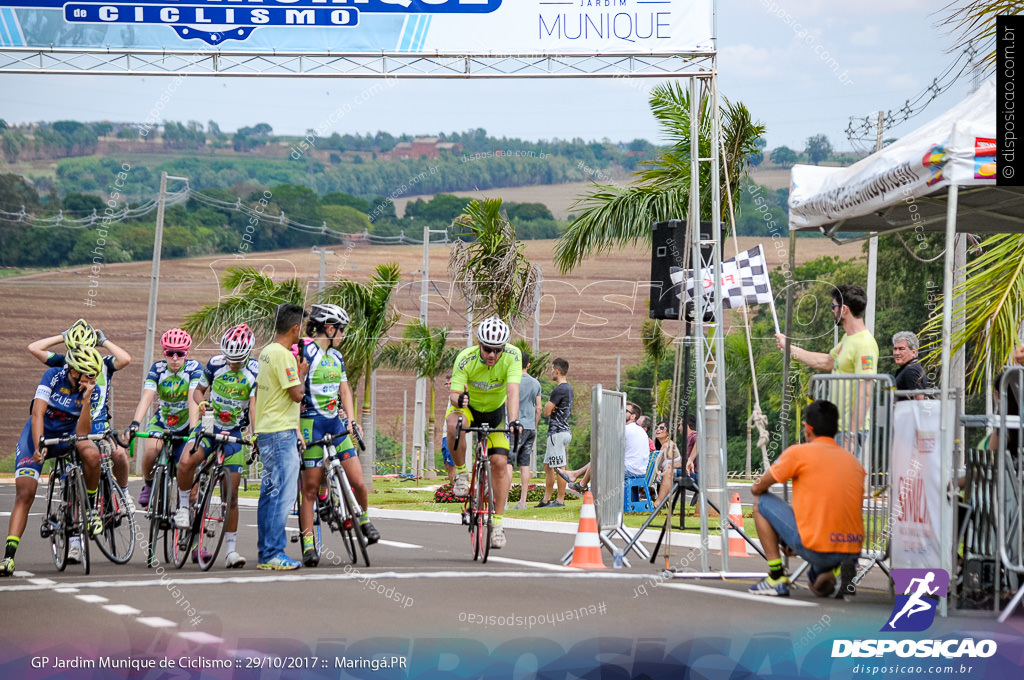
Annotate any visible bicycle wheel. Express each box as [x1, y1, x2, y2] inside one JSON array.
[[147, 466, 164, 568], [70, 469, 91, 575], [196, 468, 230, 572], [480, 462, 494, 564], [94, 471, 137, 564], [340, 474, 370, 567], [45, 471, 68, 571], [470, 463, 484, 561], [329, 474, 358, 564]]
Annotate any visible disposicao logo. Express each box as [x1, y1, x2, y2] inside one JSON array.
[[831, 568, 998, 660]]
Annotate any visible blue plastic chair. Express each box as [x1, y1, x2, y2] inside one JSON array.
[[623, 452, 658, 513]]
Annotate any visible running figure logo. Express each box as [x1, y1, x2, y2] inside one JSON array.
[[882, 568, 949, 632]]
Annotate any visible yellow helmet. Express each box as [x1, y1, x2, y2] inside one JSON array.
[[65, 346, 104, 377], [64, 319, 98, 350]]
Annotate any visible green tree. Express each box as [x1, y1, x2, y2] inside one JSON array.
[[377, 321, 461, 460], [553, 82, 764, 273], [640, 319, 671, 417], [770, 146, 799, 168], [448, 198, 541, 326], [804, 134, 833, 165], [511, 338, 551, 379]]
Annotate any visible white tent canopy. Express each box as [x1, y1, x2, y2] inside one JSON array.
[[788, 79, 1024, 238]]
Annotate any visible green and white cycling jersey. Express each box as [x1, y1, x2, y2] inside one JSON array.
[[300, 341, 348, 420], [450, 344, 522, 413], [144, 359, 203, 432], [199, 355, 259, 430]]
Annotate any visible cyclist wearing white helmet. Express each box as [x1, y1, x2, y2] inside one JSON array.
[[131, 328, 204, 510], [297, 302, 378, 566], [176, 323, 258, 568], [2, 346, 105, 576], [445, 316, 523, 550], [27, 320, 134, 563]]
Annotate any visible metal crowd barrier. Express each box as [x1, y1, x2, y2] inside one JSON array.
[[808, 374, 895, 587], [997, 366, 1024, 622], [958, 415, 1000, 612]]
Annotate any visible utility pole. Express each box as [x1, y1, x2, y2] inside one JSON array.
[[413, 226, 429, 478], [311, 246, 333, 294], [139, 171, 188, 473], [865, 110, 884, 333]]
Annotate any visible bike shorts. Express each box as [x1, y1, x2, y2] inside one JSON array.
[[445, 403, 509, 454], [145, 417, 191, 462], [15, 420, 75, 482], [301, 416, 356, 469], [196, 426, 246, 474], [442, 435, 454, 467]]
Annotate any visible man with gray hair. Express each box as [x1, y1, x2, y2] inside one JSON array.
[[892, 331, 928, 400]]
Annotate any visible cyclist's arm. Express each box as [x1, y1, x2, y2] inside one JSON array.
[[30, 398, 47, 457], [246, 393, 257, 438], [506, 382, 520, 423], [101, 337, 131, 371], [76, 382, 96, 437], [132, 388, 156, 425], [27, 335, 64, 364], [339, 380, 357, 431], [187, 386, 200, 429]]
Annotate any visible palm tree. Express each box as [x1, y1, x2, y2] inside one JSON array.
[[554, 82, 765, 274], [919, 234, 1024, 392], [449, 198, 541, 327], [640, 319, 671, 417], [941, 1, 1016, 73], [378, 321, 461, 468], [183, 266, 305, 346], [512, 338, 551, 380]]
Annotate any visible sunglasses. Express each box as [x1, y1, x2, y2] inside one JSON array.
[[479, 344, 504, 355], [656, 425, 666, 431], [164, 350, 187, 359]]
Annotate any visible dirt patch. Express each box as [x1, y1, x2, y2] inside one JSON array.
[[0, 236, 861, 455]]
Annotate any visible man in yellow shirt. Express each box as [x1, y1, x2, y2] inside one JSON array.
[[254, 304, 309, 570], [775, 284, 879, 442]]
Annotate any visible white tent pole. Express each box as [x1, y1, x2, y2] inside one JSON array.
[[938, 183, 959, 618], [865, 111, 884, 334]]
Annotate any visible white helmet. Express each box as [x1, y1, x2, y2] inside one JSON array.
[[220, 323, 255, 362], [476, 317, 510, 347], [310, 303, 350, 329]]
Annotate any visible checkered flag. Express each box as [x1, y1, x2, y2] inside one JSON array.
[[673, 244, 779, 330]]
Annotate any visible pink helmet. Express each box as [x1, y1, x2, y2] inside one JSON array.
[[160, 328, 193, 352]]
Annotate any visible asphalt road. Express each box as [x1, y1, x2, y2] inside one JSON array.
[[0, 482, 1019, 680]]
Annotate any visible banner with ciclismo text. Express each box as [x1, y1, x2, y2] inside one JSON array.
[[0, 0, 714, 53]]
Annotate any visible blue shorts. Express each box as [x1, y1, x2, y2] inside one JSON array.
[[442, 435, 454, 467], [196, 427, 245, 474], [301, 416, 355, 468], [756, 492, 858, 582], [14, 421, 74, 482], [145, 418, 191, 462]]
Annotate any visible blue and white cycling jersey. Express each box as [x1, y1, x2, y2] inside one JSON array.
[[32, 366, 94, 435], [45, 352, 117, 432]]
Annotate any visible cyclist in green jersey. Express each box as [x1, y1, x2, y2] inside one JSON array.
[[130, 328, 202, 508], [298, 304, 378, 566], [176, 324, 258, 568], [445, 317, 523, 550]]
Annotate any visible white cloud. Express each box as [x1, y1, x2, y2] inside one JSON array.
[[850, 26, 881, 47]]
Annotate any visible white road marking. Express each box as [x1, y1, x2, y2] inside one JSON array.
[[486, 556, 576, 571], [27, 577, 56, 586], [103, 604, 141, 616], [54, 587, 80, 593], [178, 631, 224, 645], [376, 539, 422, 549], [75, 593, 109, 603], [660, 583, 818, 607], [13, 570, 34, 577], [137, 617, 177, 628]]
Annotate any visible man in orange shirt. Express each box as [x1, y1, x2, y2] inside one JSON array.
[[749, 400, 865, 597]]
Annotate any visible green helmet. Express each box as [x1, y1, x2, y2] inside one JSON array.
[[64, 319, 98, 350], [65, 346, 104, 377]]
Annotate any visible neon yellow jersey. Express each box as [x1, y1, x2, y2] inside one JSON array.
[[830, 330, 879, 375], [450, 344, 523, 413]]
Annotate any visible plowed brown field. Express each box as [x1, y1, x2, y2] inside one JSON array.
[[0, 236, 860, 461]]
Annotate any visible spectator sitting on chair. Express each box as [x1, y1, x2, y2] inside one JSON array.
[[749, 399, 865, 598], [624, 403, 649, 478], [637, 415, 655, 453], [892, 331, 928, 400], [652, 420, 682, 506]]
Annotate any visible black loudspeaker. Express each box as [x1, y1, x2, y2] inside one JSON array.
[[649, 220, 723, 320]]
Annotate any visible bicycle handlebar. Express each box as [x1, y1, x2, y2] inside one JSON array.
[[453, 417, 520, 451], [39, 431, 109, 448]]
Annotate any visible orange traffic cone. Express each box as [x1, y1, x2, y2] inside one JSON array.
[[568, 491, 606, 569], [728, 492, 747, 557]]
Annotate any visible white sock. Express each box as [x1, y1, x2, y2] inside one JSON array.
[[225, 532, 237, 555], [178, 489, 190, 510]]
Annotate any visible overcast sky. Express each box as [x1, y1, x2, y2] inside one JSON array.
[[0, 0, 982, 153]]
